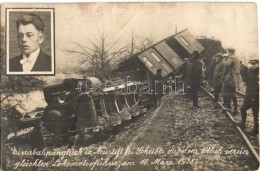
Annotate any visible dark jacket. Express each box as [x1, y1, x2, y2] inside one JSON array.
[[188, 59, 203, 86], [244, 68, 259, 100], [151, 72, 164, 97], [185, 63, 193, 86], [240, 64, 248, 83], [9, 50, 52, 72]]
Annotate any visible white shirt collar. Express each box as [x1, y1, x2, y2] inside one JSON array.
[[21, 48, 40, 72]]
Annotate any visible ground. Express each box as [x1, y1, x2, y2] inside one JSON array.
[[4, 91, 259, 171]]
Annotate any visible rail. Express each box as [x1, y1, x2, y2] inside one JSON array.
[[200, 86, 260, 164]]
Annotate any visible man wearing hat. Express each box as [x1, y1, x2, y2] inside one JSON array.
[[212, 53, 224, 108], [151, 68, 164, 108], [221, 47, 241, 114], [238, 59, 259, 135], [187, 51, 203, 109]]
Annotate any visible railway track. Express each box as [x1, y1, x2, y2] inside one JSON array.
[[200, 86, 260, 164], [106, 88, 259, 171]]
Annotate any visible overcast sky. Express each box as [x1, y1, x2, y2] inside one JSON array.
[[2, 3, 258, 67], [58, 3, 258, 62]]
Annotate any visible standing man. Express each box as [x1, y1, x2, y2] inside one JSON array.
[[220, 53, 230, 108], [240, 61, 248, 83], [213, 53, 224, 108], [151, 69, 164, 108], [207, 57, 217, 89], [9, 13, 51, 72], [188, 51, 203, 109], [221, 47, 241, 115], [238, 59, 259, 135]]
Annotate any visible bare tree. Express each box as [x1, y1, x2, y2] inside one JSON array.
[[64, 29, 127, 79], [123, 32, 156, 56], [137, 34, 155, 52], [127, 32, 138, 56], [114, 32, 156, 64], [63, 29, 157, 80]]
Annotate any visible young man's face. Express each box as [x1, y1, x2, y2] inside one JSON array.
[[17, 23, 44, 56]]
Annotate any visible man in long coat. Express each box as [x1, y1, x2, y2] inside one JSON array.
[[213, 53, 224, 108], [238, 59, 259, 135], [151, 69, 164, 108], [187, 51, 203, 109], [221, 47, 241, 115]]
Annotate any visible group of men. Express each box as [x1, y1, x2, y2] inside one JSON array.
[[206, 48, 259, 135], [209, 48, 241, 113]]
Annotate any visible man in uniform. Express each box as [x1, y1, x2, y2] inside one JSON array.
[[213, 53, 224, 108], [221, 47, 241, 115], [238, 59, 259, 135]]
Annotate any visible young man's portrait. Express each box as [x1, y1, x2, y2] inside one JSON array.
[[6, 9, 54, 75]]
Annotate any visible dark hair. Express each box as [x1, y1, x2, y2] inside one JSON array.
[[16, 13, 45, 32]]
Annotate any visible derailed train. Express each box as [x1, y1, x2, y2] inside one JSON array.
[[41, 77, 149, 146], [5, 29, 225, 147]]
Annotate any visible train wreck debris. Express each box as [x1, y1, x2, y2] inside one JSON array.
[[4, 29, 225, 148], [114, 29, 204, 80]]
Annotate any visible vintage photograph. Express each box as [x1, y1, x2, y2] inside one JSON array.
[[6, 8, 55, 75], [1, 3, 259, 171]]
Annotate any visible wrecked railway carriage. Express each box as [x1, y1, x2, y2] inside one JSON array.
[[5, 29, 225, 147], [114, 29, 224, 81], [42, 78, 147, 146]]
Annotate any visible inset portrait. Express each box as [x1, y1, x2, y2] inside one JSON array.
[[6, 8, 55, 75]]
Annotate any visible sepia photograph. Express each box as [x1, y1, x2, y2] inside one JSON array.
[[0, 2, 259, 171], [6, 8, 55, 75]]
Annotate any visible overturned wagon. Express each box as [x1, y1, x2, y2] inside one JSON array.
[[113, 28, 224, 83], [113, 28, 205, 81], [41, 77, 148, 146]]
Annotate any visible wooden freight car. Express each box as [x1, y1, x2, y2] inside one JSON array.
[[113, 28, 205, 81]]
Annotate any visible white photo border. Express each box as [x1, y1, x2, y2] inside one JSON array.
[[6, 8, 55, 75]]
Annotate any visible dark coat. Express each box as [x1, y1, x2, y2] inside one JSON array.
[[151, 72, 164, 97], [9, 50, 52, 72], [188, 59, 203, 86], [185, 63, 193, 86], [240, 65, 248, 83], [244, 68, 259, 100]]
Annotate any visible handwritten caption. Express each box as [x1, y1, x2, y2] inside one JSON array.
[[10, 146, 249, 170]]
